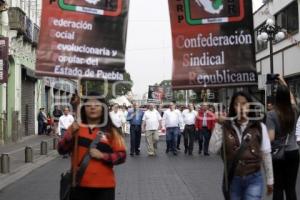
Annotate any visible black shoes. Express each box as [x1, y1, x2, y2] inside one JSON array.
[[173, 151, 177, 156], [184, 149, 188, 154], [130, 152, 140, 156], [165, 148, 169, 153], [204, 153, 210, 156]]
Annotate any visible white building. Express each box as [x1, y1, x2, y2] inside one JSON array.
[[0, 1, 76, 144], [254, 0, 300, 104]]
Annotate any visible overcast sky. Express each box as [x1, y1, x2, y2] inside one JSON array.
[[125, 0, 264, 98]]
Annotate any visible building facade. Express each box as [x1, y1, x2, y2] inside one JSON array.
[[0, 0, 76, 144], [254, 0, 300, 104]]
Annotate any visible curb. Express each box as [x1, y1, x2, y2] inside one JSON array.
[[0, 150, 59, 191]]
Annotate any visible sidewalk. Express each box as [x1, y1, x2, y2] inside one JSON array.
[[0, 135, 59, 190]]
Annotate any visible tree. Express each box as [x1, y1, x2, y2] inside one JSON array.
[[82, 71, 133, 101]]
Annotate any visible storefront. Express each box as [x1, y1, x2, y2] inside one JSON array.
[[21, 67, 36, 136]]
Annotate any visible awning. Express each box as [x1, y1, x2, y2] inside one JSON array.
[[21, 65, 38, 80]]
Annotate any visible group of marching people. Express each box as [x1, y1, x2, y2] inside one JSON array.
[[124, 101, 216, 157], [56, 75, 300, 200]]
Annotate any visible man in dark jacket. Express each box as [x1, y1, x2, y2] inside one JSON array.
[[38, 108, 47, 135]]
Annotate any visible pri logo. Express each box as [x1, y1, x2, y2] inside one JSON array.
[[184, 0, 245, 25], [195, 0, 224, 15], [58, 0, 122, 17]]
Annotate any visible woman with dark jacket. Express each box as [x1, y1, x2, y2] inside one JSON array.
[[266, 76, 299, 200], [210, 91, 273, 199], [58, 92, 126, 200]]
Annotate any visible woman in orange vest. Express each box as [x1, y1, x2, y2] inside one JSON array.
[[58, 92, 127, 200]]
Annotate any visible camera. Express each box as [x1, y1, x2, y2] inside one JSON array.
[[266, 74, 279, 84]]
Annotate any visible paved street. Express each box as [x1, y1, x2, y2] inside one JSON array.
[[0, 136, 299, 200]]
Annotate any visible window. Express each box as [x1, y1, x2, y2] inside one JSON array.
[[255, 23, 268, 53], [275, 1, 299, 35]]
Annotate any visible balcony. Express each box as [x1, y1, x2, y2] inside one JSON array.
[[8, 7, 26, 34], [8, 7, 40, 46]]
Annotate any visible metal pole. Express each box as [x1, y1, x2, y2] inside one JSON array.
[[40, 141, 48, 155], [269, 39, 275, 98], [269, 39, 274, 74], [53, 137, 58, 150], [1, 153, 10, 173], [265, 85, 268, 113], [25, 146, 33, 163]]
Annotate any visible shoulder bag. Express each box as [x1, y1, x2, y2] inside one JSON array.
[[60, 132, 101, 200], [271, 134, 289, 161]]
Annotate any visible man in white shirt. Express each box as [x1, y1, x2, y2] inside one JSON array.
[[142, 103, 162, 156], [182, 103, 198, 155], [162, 102, 183, 155], [58, 107, 74, 137], [109, 104, 126, 135]]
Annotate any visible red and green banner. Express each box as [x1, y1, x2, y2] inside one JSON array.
[[36, 0, 129, 81], [168, 0, 257, 89], [0, 37, 9, 84]]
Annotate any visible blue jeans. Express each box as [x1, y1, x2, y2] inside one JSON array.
[[230, 171, 263, 200], [166, 127, 180, 152]]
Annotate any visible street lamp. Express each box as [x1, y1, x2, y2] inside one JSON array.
[[257, 18, 285, 74], [257, 18, 285, 111]]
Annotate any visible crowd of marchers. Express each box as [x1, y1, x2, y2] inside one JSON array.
[[52, 75, 300, 200]]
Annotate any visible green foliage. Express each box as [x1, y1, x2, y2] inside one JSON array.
[[82, 71, 133, 101]]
